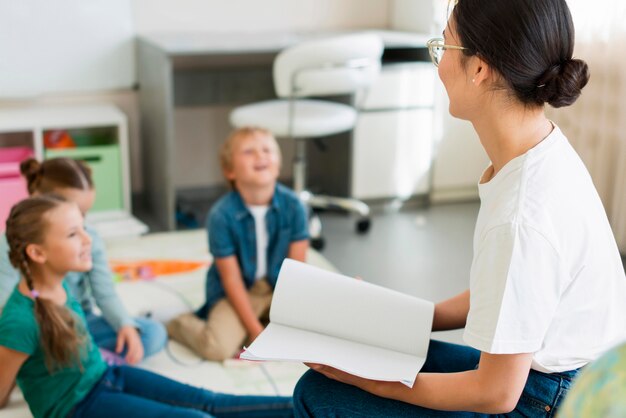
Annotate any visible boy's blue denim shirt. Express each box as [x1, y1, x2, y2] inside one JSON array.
[[195, 183, 309, 319]]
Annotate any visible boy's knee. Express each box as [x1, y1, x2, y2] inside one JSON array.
[[195, 332, 237, 361], [165, 313, 239, 361]]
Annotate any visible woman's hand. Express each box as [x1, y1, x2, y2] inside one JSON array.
[[307, 351, 533, 414], [116, 325, 144, 364], [305, 363, 379, 394], [247, 322, 264, 344]]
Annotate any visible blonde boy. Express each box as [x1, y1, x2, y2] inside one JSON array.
[[167, 127, 309, 360]]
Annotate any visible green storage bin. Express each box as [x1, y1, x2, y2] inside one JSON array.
[[45, 145, 123, 212], [69, 128, 117, 147]]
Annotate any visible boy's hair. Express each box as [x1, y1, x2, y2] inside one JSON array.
[[20, 157, 93, 195], [219, 127, 281, 188], [5, 195, 87, 372]]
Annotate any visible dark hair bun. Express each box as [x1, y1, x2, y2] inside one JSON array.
[[20, 158, 42, 185], [536, 59, 590, 108]]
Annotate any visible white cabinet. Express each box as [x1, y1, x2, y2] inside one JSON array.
[[388, 0, 489, 202], [430, 85, 490, 201], [0, 104, 147, 238], [351, 62, 437, 200]]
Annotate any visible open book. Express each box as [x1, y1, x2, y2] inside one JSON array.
[[241, 259, 434, 388]]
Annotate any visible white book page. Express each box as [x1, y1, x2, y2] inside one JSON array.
[[241, 259, 434, 386], [270, 259, 433, 355], [241, 323, 424, 387]]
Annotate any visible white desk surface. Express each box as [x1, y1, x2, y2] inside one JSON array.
[[138, 29, 432, 56]]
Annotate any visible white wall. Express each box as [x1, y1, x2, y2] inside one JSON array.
[[391, 0, 436, 34], [132, 0, 390, 34], [0, 0, 134, 98], [430, 86, 490, 202]]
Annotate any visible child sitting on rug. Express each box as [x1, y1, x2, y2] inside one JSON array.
[[167, 127, 309, 360], [0, 195, 294, 417], [0, 157, 166, 363]]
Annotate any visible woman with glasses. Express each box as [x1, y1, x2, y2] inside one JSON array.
[[292, 0, 626, 416]]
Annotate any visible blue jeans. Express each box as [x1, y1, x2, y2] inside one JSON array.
[[86, 312, 168, 359], [294, 340, 581, 417], [70, 366, 294, 418]]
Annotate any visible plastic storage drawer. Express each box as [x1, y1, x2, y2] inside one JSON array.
[[0, 146, 33, 230], [45, 145, 123, 212]]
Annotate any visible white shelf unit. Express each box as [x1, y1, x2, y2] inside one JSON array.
[[0, 104, 147, 238]]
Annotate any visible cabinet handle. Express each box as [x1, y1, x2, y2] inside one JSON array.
[[76, 156, 102, 163]]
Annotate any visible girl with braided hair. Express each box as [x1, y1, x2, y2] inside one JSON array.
[[0, 157, 166, 364], [0, 195, 294, 418]]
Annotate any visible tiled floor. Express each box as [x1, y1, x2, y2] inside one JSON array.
[[316, 201, 480, 299]]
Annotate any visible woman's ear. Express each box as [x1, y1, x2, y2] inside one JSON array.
[[25, 244, 47, 265], [470, 57, 493, 87]]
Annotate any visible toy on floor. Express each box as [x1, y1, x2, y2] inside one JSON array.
[[110, 260, 210, 282]]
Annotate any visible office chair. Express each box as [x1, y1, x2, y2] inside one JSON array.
[[230, 33, 384, 250]]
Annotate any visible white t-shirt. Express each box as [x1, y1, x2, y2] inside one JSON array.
[[463, 125, 626, 373], [248, 205, 269, 280]]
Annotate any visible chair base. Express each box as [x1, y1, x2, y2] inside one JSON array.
[[308, 212, 325, 251], [299, 191, 372, 250], [309, 194, 370, 219]]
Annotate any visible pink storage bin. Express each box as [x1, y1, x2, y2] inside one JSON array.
[[0, 146, 34, 231]]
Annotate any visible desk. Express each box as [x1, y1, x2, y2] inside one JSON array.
[[136, 30, 430, 230]]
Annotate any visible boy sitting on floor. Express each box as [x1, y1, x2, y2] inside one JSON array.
[[167, 127, 309, 360]]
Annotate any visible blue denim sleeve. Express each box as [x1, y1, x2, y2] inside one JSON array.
[[207, 209, 236, 258], [290, 197, 309, 242], [83, 227, 136, 330], [0, 233, 20, 310]]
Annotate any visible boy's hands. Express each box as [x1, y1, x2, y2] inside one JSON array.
[[116, 325, 144, 364], [247, 321, 264, 344]]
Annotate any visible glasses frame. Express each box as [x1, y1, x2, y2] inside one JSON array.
[[426, 38, 468, 67]]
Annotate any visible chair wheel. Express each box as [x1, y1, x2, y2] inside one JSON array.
[[356, 218, 371, 234], [311, 237, 325, 251]]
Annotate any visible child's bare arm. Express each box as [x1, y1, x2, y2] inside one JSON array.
[[0, 346, 27, 409], [287, 239, 308, 263], [215, 256, 264, 339]]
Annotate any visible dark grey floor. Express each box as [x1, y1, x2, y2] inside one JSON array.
[[316, 201, 480, 301]]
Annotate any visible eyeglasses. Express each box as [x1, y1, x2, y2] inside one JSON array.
[[426, 38, 468, 67]]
